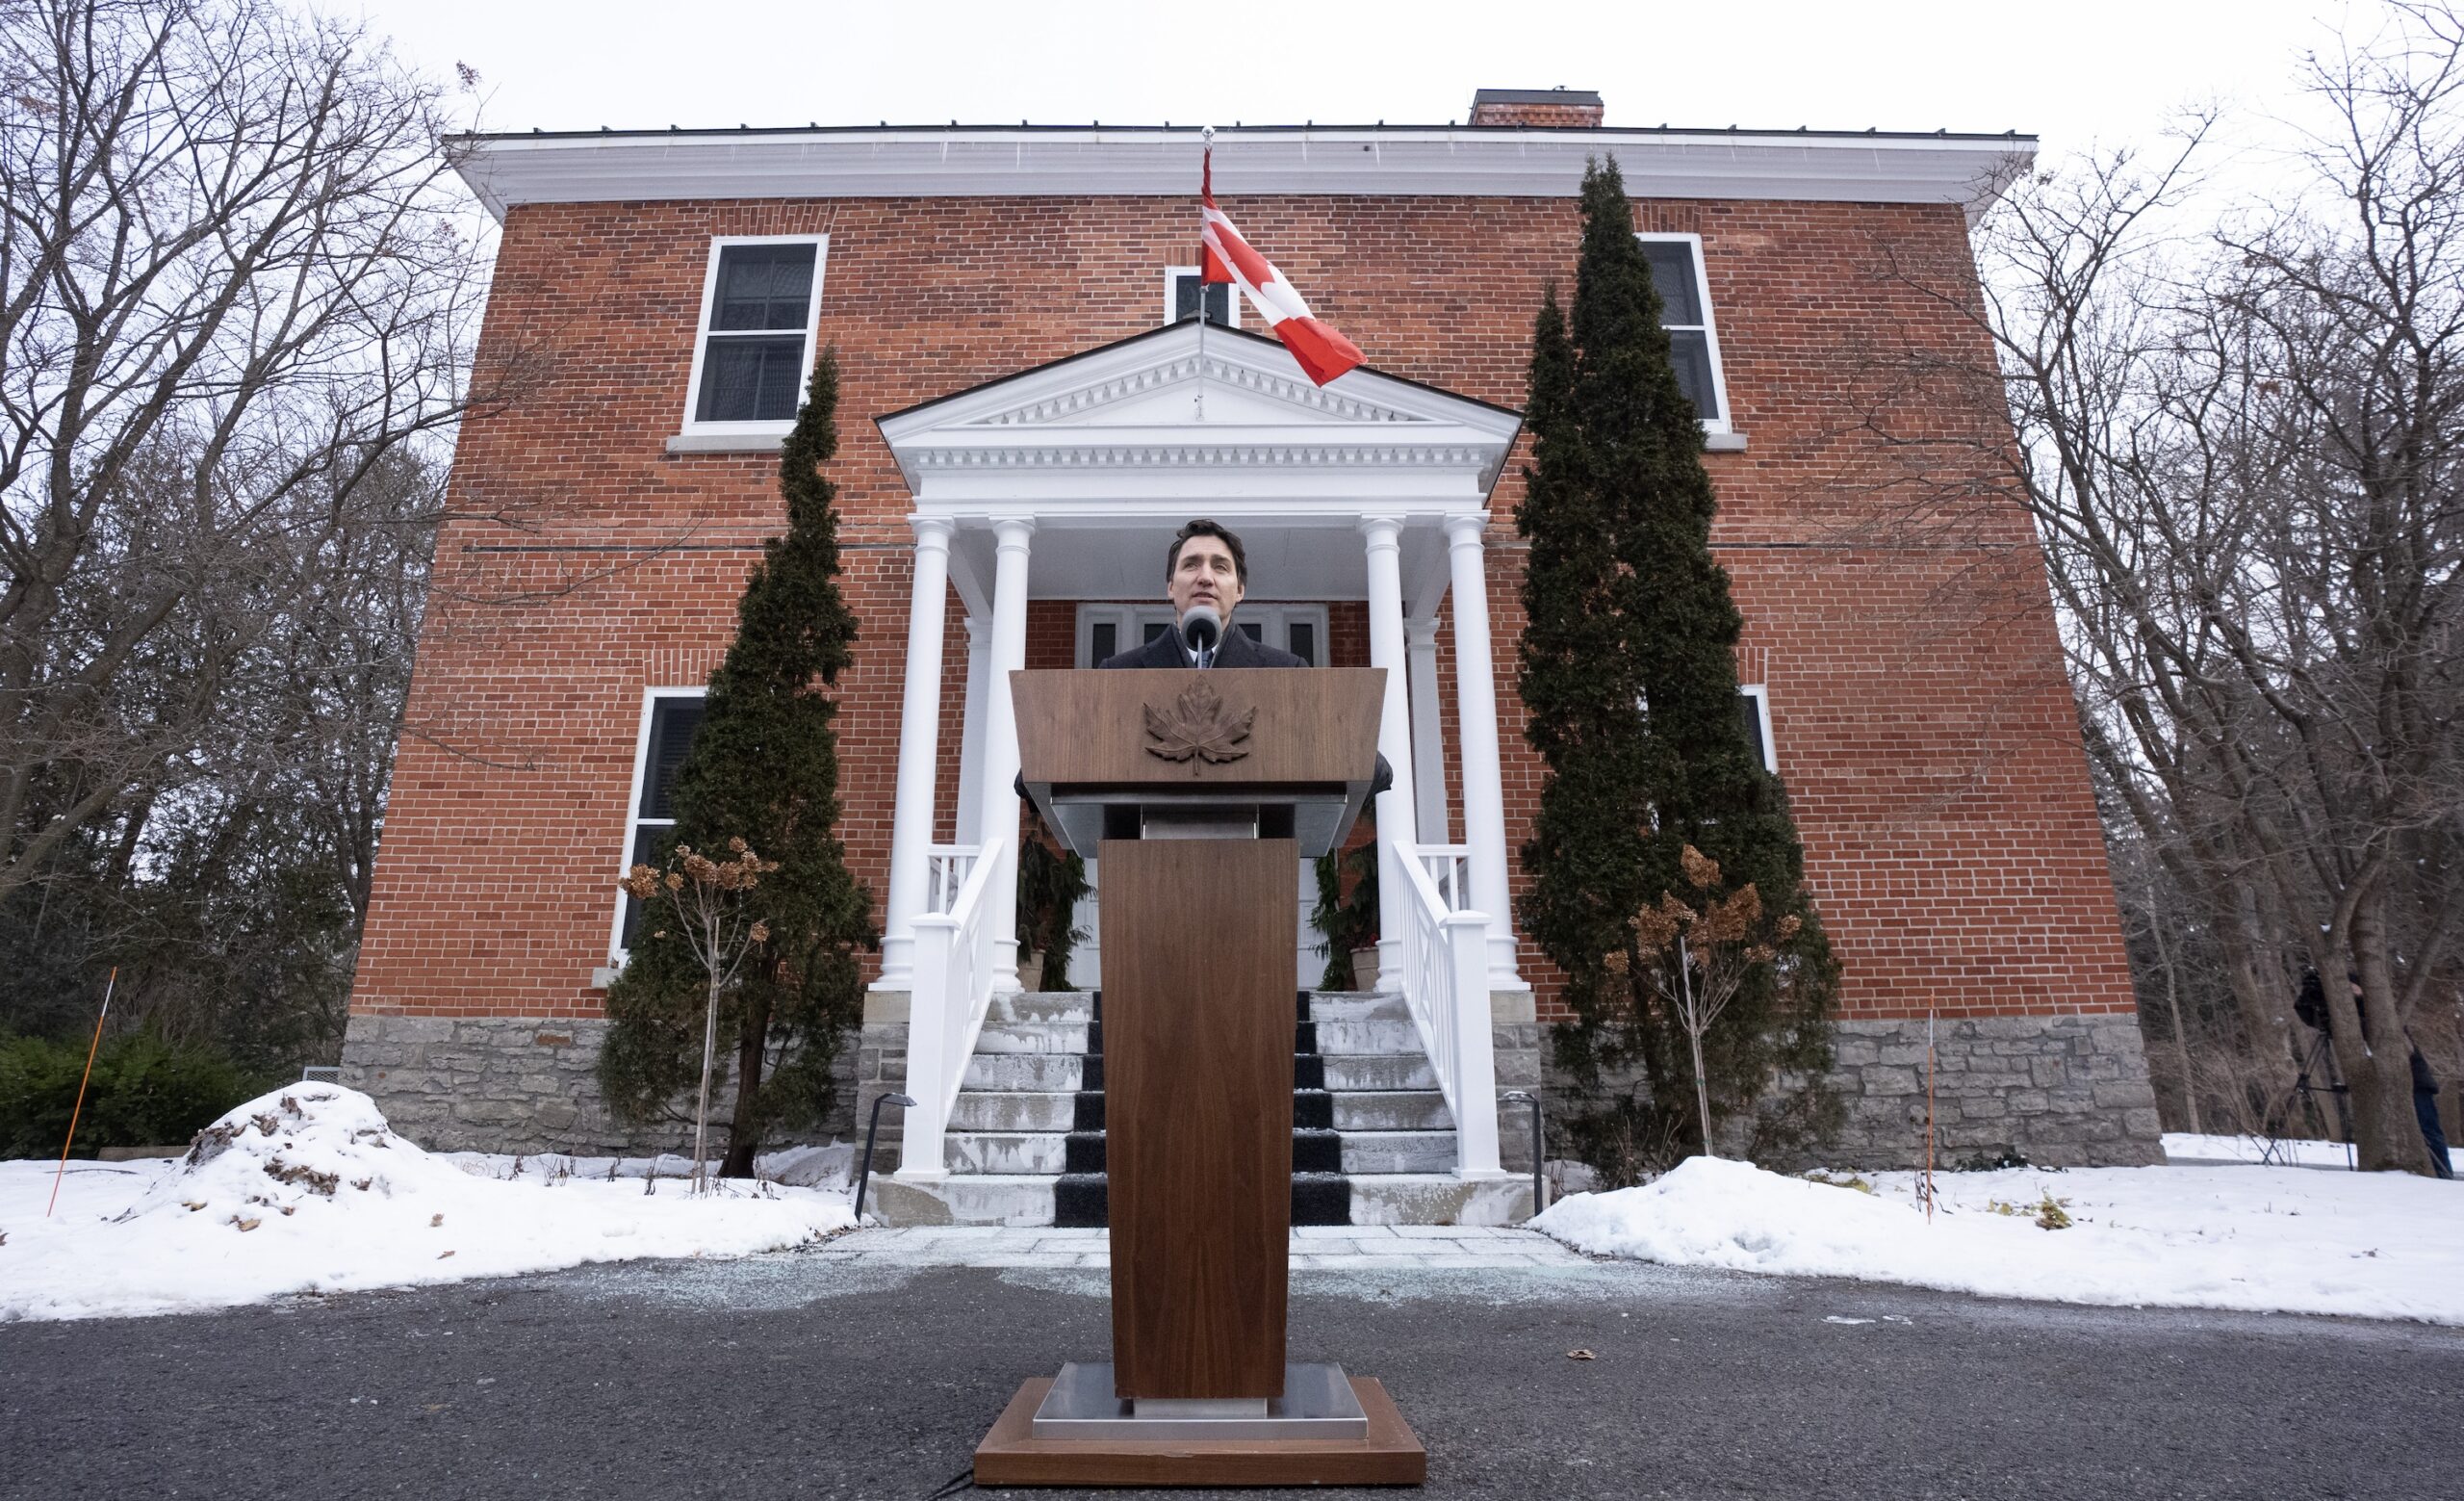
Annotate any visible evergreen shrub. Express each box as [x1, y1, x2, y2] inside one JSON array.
[[1515, 159, 1839, 1181]]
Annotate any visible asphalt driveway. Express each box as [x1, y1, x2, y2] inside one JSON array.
[[2, 1246, 2456, 1500]]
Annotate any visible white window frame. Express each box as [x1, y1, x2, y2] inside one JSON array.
[[679, 234, 831, 440], [1075, 603, 1327, 666], [1739, 684, 1778, 775], [1163, 265, 1243, 328], [609, 686, 708, 963], [1634, 232, 1732, 432]]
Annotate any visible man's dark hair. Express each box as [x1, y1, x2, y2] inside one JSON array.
[[1166, 519, 1247, 586]]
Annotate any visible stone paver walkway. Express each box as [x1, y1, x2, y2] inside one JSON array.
[[818, 1224, 1587, 1270]]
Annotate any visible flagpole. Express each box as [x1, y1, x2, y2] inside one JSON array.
[[1195, 125, 1213, 426]]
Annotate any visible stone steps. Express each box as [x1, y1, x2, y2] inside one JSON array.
[[877, 987, 1531, 1229]]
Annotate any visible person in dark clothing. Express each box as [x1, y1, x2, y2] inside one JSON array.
[[1097, 518, 1305, 670], [2409, 1044, 2453, 1179], [2296, 970, 2454, 1178]]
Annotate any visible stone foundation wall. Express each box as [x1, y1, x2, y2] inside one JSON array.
[[348, 997, 2158, 1172], [1823, 1015, 2162, 1168], [1491, 989, 1545, 1176], [340, 1014, 858, 1156], [851, 990, 911, 1172], [1540, 1013, 2164, 1171]]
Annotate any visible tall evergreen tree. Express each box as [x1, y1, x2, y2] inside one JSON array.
[[1517, 161, 1837, 1177], [599, 352, 876, 1175]]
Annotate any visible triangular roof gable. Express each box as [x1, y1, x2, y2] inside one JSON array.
[[876, 321, 1524, 498]]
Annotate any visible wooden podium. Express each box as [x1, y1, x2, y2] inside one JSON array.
[[973, 667, 1427, 1488]]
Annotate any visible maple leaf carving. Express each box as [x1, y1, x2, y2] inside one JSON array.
[[1142, 680, 1255, 769]]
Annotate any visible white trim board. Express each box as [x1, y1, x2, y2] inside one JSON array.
[[453, 127, 2033, 221]]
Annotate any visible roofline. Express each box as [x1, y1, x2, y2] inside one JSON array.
[[451, 121, 2031, 146], [448, 123, 2036, 223]]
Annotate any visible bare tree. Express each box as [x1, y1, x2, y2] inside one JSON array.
[[0, 0, 493, 911], [619, 841, 777, 1195], [1854, 4, 2464, 1173]]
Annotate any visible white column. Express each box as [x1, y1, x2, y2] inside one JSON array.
[[976, 518, 1035, 994], [954, 616, 990, 843], [875, 515, 955, 992], [1405, 620, 1447, 847], [1445, 513, 1525, 990], [1360, 516, 1421, 989]]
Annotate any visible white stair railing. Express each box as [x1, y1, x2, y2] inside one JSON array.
[[926, 842, 981, 915], [1394, 848, 1502, 1177], [895, 835, 1005, 1181], [1416, 843, 1471, 912]]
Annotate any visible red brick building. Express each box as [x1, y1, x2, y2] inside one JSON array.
[[342, 89, 2159, 1219]]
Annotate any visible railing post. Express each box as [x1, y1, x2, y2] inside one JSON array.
[[1443, 909, 1502, 1176], [893, 914, 958, 1181]]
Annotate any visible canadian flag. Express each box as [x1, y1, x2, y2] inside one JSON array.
[[1200, 149, 1364, 387]]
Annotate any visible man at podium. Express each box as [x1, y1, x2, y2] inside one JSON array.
[[1099, 520, 1304, 670]]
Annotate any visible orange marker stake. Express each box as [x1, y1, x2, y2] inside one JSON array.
[[46, 966, 117, 1218]]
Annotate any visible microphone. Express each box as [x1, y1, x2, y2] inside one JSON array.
[[1180, 605, 1222, 662]]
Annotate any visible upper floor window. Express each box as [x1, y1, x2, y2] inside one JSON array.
[[1165, 267, 1238, 328], [685, 237, 828, 430], [613, 689, 706, 957], [1635, 233, 1730, 430]]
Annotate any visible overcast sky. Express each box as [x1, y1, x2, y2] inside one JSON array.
[[346, 0, 2376, 168]]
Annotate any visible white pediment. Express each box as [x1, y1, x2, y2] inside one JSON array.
[[966, 351, 1433, 430], [876, 321, 1524, 505]]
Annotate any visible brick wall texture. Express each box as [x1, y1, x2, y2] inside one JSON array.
[[344, 187, 2147, 1158]]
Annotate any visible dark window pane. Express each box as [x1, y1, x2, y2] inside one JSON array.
[[712, 245, 816, 331], [1172, 273, 1233, 326], [1641, 242, 1703, 324], [1238, 620, 1264, 641], [1143, 621, 1170, 645], [1287, 621, 1316, 666], [1090, 621, 1117, 666], [1739, 691, 1768, 771], [640, 698, 705, 818], [1667, 330, 1717, 422], [621, 825, 672, 947], [696, 336, 805, 422]]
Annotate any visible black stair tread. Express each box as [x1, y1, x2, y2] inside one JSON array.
[[1047, 1172, 1355, 1229]]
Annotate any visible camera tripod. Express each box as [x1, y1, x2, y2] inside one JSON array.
[[2257, 1026, 2356, 1170]]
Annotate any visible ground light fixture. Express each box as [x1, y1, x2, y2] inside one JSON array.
[[1502, 1091, 1546, 1217], [854, 1093, 916, 1223]]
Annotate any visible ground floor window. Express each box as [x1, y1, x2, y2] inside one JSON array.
[[613, 689, 706, 957], [1739, 684, 1776, 774]]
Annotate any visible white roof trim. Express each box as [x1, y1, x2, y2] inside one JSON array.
[[451, 127, 2033, 221]]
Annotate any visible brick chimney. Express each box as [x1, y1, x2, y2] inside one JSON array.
[[1468, 88, 1604, 128]]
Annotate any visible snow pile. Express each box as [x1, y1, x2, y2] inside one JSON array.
[[1, 1084, 853, 1322], [1534, 1154, 2464, 1323]]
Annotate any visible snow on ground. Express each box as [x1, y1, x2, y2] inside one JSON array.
[[1533, 1153, 2464, 1323], [0, 1085, 853, 1323], [2162, 1130, 2360, 1169]]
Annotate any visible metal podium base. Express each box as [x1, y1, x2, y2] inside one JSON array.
[[1030, 1362, 1369, 1441], [974, 1371, 1427, 1488]]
